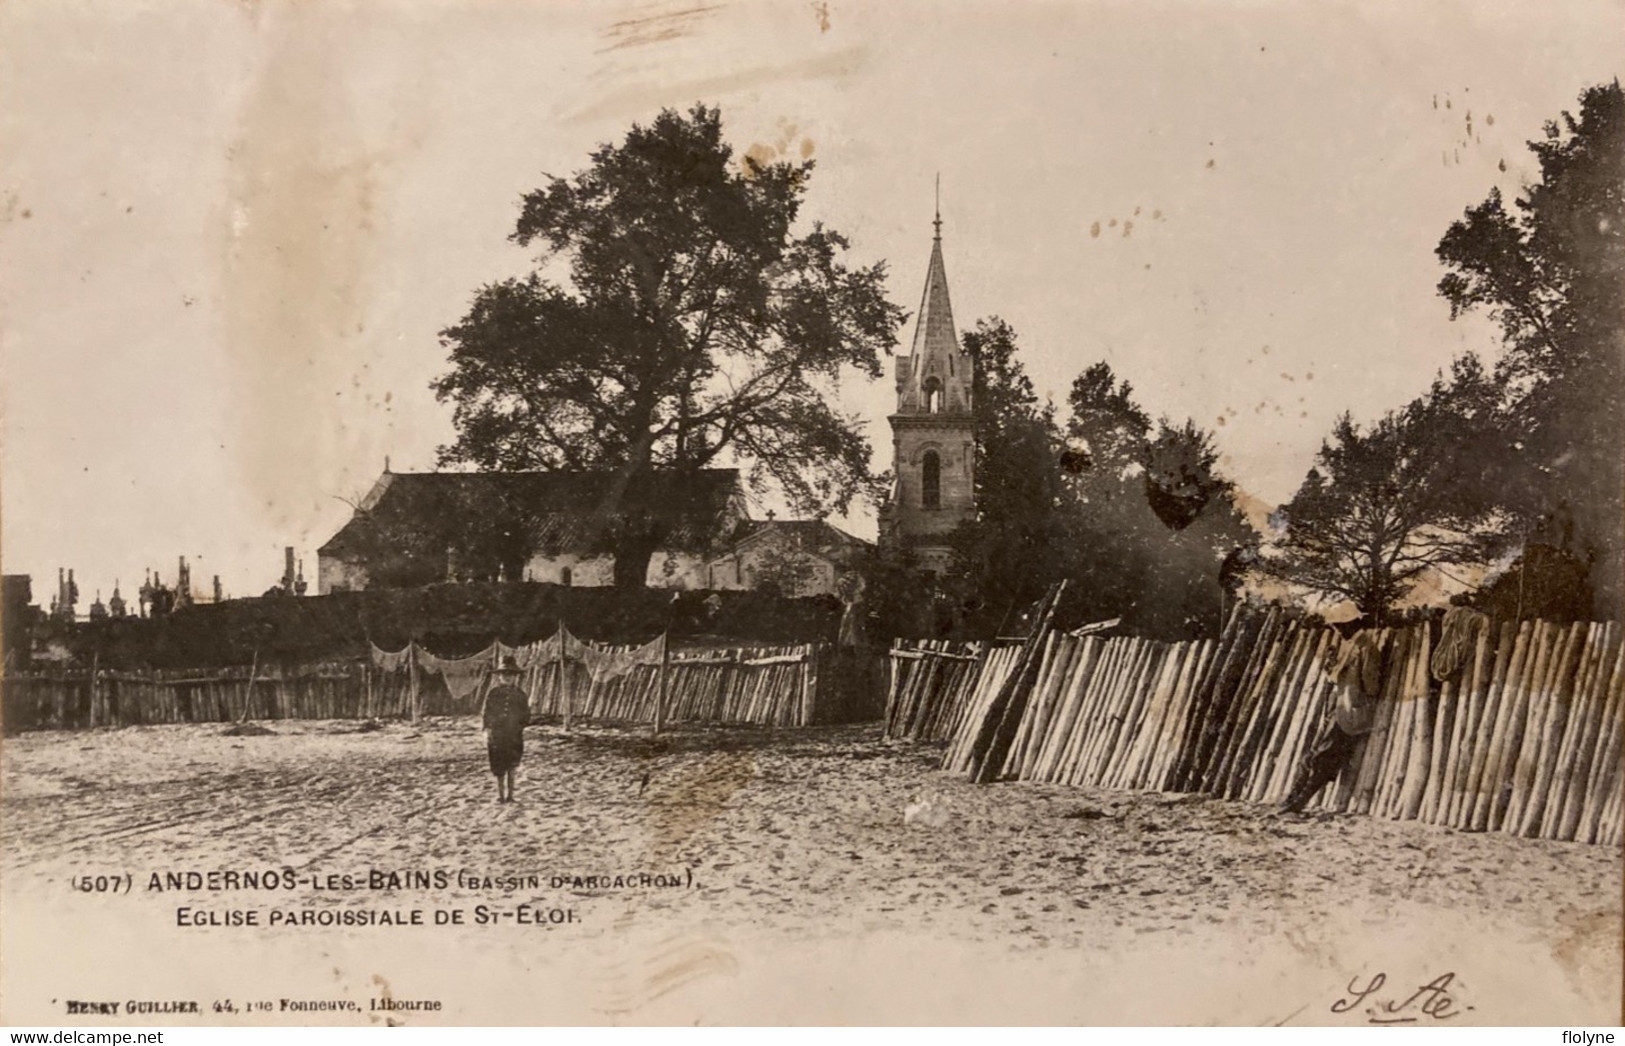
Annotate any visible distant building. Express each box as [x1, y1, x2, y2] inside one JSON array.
[[700, 519, 870, 598], [879, 207, 976, 575], [140, 570, 177, 618], [317, 468, 749, 593], [318, 468, 872, 597]]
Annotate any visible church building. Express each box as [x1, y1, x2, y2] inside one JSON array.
[[878, 209, 976, 575]]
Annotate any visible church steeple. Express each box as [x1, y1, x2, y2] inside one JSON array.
[[896, 204, 971, 416], [880, 198, 977, 574]]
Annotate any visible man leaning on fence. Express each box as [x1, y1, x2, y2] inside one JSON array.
[[1279, 630, 1384, 815], [481, 656, 530, 803]]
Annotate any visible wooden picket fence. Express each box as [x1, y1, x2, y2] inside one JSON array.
[[884, 640, 1012, 742], [522, 644, 821, 728], [887, 609, 1623, 846], [3, 643, 885, 733], [0, 662, 417, 729]]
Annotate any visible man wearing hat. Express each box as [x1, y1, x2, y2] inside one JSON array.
[[481, 655, 530, 803]]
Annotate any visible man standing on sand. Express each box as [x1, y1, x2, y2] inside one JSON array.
[[1279, 629, 1385, 814], [481, 655, 530, 803]]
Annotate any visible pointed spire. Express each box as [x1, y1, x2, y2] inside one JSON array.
[[891, 182, 972, 416], [909, 201, 959, 383], [933, 173, 942, 241]]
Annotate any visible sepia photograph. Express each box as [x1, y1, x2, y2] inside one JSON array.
[[1, 0, 1621, 1028]]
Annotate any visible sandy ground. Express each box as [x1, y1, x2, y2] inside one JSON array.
[[2, 718, 1619, 1026]]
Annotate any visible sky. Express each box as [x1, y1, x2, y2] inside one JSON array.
[[2, 0, 1622, 607]]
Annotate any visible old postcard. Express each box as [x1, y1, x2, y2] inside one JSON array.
[[2, 0, 1621, 1028]]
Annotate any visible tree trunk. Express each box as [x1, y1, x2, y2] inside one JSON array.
[[612, 526, 665, 589], [582, 427, 663, 589]]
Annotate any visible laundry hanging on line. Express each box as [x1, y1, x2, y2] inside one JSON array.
[[369, 642, 415, 673], [501, 629, 593, 671], [370, 629, 669, 690], [577, 632, 666, 683], [417, 644, 500, 704], [502, 628, 666, 683]]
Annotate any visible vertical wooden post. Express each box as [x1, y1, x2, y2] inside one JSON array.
[[557, 620, 570, 733], [969, 580, 1067, 784], [89, 652, 101, 728], [471, 647, 494, 720], [238, 649, 259, 725], [408, 640, 421, 723], [800, 644, 816, 728], [655, 632, 670, 735]]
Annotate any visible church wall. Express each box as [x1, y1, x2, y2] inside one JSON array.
[[699, 544, 842, 597], [646, 550, 708, 590], [889, 426, 976, 540], [319, 548, 716, 593], [522, 551, 708, 590], [523, 552, 612, 587]]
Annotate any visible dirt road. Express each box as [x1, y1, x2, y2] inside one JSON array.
[[2, 719, 1618, 1025]]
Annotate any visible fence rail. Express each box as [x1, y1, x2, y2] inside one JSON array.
[[888, 610, 1623, 846]]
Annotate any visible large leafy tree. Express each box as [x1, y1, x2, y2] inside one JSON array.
[[1064, 361, 1153, 493], [1142, 420, 1231, 532], [947, 343, 1253, 638], [434, 105, 905, 586], [949, 318, 1070, 624], [1268, 355, 1506, 622], [1060, 363, 1254, 636], [1063, 362, 1244, 544], [1436, 80, 1625, 616]]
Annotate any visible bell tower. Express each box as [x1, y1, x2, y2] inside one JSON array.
[[879, 201, 975, 574]]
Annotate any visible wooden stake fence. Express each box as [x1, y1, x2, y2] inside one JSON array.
[[888, 610, 1623, 846], [4, 640, 877, 733]]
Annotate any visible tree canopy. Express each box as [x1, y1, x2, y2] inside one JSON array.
[[1267, 80, 1622, 622], [1435, 79, 1625, 616], [941, 325, 1255, 639], [1267, 355, 1506, 622], [1057, 362, 1255, 636], [1065, 362, 1153, 490], [949, 318, 1071, 621], [434, 105, 905, 585]]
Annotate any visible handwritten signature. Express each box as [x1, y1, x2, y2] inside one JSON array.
[[1331, 972, 1471, 1024]]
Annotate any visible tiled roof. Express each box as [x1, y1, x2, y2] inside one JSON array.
[[319, 469, 743, 559]]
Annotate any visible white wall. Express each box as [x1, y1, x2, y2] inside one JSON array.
[[523, 550, 708, 590], [317, 555, 369, 595]]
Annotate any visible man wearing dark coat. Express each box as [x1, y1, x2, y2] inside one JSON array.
[[481, 656, 530, 803]]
